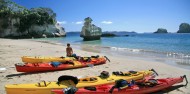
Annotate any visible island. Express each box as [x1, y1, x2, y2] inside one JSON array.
[[154, 28, 168, 33], [177, 23, 190, 33], [80, 17, 102, 41]]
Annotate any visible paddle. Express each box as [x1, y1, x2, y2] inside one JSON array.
[[87, 64, 94, 68], [182, 75, 188, 86], [86, 56, 110, 68], [150, 69, 159, 76], [104, 56, 110, 62]]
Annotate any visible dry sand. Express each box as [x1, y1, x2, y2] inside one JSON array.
[[0, 38, 189, 94]]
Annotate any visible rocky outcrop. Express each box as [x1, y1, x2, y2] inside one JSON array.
[[0, 18, 21, 37], [177, 23, 190, 33], [80, 17, 102, 40], [54, 24, 66, 37], [101, 33, 116, 37], [0, 20, 66, 38], [154, 28, 168, 33], [0, 0, 66, 39], [29, 23, 66, 38]]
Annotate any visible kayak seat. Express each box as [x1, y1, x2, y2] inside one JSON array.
[[80, 57, 91, 62], [84, 86, 97, 91], [129, 70, 137, 74], [82, 79, 88, 81], [90, 77, 97, 81], [91, 55, 99, 58], [99, 71, 109, 79], [79, 77, 98, 82], [112, 71, 131, 76], [64, 61, 74, 66], [57, 75, 79, 86], [145, 79, 158, 87], [136, 79, 158, 87], [60, 56, 65, 59]]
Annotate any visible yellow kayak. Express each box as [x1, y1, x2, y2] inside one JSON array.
[[21, 56, 74, 63], [5, 69, 156, 94], [22, 55, 107, 63]]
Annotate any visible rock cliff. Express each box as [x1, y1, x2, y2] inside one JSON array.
[[0, 19, 66, 38], [80, 17, 102, 37], [0, 0, 66, 38]]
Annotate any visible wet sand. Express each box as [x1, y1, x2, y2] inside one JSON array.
[[0, 38, 190, 94]]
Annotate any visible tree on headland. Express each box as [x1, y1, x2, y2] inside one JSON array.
[[154, 28, 168, 33], [0, 0, 24, 35], [0, 0, 60, 38], [177, 23, 190, 33], [17, 8, 56, 36]]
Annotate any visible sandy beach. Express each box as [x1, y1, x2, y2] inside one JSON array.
[[0, 38, 190, 94]]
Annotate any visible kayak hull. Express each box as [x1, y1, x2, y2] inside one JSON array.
[[5, 70, 155, 94], [16, 57, 106, 72], [52, 76, 184, 94]]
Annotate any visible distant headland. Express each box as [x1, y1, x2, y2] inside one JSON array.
[[177, 23, 190, 33], [154, 23, 190, 34]]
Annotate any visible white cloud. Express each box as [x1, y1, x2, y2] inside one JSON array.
[[101, 21, 113, 24], [57, 21, 67, 25], [75, 21, 83, 24]]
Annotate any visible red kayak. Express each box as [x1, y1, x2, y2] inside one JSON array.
[[15, 56, 108, 72], [52, 75, 188, 94]]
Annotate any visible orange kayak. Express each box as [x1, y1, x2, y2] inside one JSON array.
[[16, 56, 107, 72]]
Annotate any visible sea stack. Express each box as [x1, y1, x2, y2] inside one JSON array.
[[80, 17, 102, 41]]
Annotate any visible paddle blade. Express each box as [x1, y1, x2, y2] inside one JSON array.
[[104, 56, 110, 62], [87, 64, 94, 68]]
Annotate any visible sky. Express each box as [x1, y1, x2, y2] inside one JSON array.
[[12, 0, 190, 33]]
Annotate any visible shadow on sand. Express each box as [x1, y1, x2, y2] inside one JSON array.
[[5, 70, 61, 78]]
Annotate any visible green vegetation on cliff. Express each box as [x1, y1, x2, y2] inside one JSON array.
[[154, 28, 168, 33], [0, 0, 58, 38]]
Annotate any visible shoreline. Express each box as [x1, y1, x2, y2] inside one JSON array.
[[0, 38, 190, 94], [33, 38, 190, 70]]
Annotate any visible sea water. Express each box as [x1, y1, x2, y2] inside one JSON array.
[[37, 32, 190, 70]]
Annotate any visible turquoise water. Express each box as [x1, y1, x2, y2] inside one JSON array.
[[38, 32, 190, 70]]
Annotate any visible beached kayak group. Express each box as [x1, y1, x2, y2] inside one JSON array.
[[5, 55, 188, 94]]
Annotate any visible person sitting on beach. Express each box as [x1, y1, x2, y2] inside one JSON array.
[[66, 43, 73, 57], [66, 43, 80, 61]]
